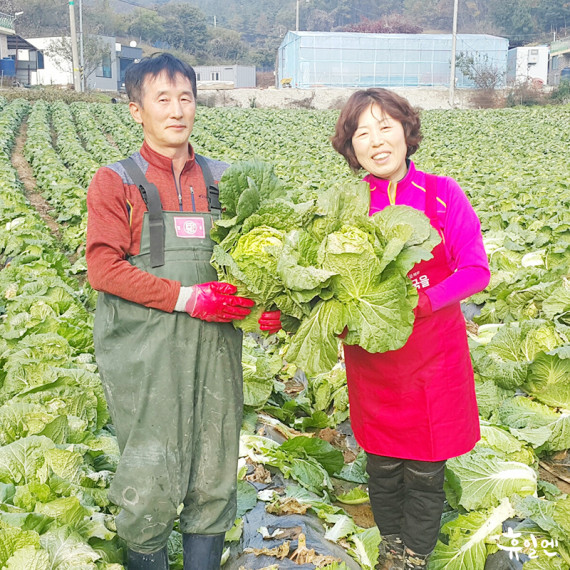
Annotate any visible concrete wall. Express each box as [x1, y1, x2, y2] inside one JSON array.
[[197, 86, 476, 110]]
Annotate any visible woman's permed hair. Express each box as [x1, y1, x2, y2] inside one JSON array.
[[331, 88, 422, 172], [125, 52, 197, 105]]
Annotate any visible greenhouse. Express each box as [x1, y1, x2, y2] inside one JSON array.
[[277, 31, 509, 89]]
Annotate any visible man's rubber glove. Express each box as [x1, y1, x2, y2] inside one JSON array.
[[258, 310, 282, 334], [184, 282, 254, 323]]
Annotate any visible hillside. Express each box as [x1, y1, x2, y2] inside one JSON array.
[[2, 0, 566, 69]]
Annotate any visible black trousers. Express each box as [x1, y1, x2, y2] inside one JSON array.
[[366, 453, 446, 555]]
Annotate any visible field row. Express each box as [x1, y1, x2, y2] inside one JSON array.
[[0, 97, 568, 569]]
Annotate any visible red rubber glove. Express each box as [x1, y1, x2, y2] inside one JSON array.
[[185, 282, 254, 323], [414, 290, 433, 319], [258, 310, 282, 334]]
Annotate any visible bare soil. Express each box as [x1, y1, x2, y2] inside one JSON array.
[[539, 451, 570, 495], [12, 120, 62, 240]]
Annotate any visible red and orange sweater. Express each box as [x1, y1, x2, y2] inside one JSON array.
[[86, 142, 228, 312]]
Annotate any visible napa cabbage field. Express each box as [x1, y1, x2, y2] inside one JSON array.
[[0, 96, 568, 569]]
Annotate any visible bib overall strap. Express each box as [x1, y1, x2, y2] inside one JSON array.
[[423, 173, 440, 229], [195, 154, 221, 214], [120, 158, 165, 268]]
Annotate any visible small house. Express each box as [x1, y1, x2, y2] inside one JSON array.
[[194, 65, 256, 88], [507, 46, 549, 86]]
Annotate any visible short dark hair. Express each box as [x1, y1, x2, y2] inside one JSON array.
[[331, 88, 422, 173], [125, 52, 197, 105]]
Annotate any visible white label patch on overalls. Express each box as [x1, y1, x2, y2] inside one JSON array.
[[174, 217, 206, 238]]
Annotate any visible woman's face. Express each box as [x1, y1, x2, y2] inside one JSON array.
[[351, 103, 408, 182]]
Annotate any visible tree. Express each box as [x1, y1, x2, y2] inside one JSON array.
[[206, 28, 250, 63], [128, 9, 165, 45], [305, 9, 335, 31], [403, 0, 454, 30], [456, 51, 505, 89], [2, 0, 68, 36], [161, 4, 208, 54], [84, 0, 129, 37], [489, 0, 537, 45], [536, 0, 570, 32], [338, 15, 422, 33], [45, 35, 114, 86]]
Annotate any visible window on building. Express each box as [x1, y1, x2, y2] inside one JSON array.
[[96, 52, 112, 78], [196, 72, 201, 80], [211, 71, 220, 81], [37, 51, 44, 70]]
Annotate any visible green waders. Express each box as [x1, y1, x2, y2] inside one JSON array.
[[93, 210, 243, 553]]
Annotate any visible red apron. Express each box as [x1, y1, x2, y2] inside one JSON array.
[[343, 174, 480, 461]]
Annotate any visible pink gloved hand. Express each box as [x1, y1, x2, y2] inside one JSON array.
[[413, 290, 433, 319], [258, 310, 282, 334], [185, 282, 254, 323]]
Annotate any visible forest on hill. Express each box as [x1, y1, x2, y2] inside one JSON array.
[[0, 0, 568, 70]]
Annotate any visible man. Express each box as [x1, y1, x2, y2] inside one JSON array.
[[86, 53, 280, 569]]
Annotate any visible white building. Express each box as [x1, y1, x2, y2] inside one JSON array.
[[548, 38, 570, 86], [26, 36, 141, 91], [506, 46, 549, 86], [194, 65, 256, 88]]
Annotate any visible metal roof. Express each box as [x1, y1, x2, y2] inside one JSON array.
[[7, 35, 40, 51]]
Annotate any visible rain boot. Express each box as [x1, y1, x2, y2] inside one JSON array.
[[183, 533, 225, 570], [377, 534, 405, 570], [127, 546, 169, 569], [403, 547, 431, 569]]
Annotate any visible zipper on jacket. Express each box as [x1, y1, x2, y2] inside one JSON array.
[[388, 181, 397, 205], [171, 164, 185, 211], [190, 186, 196, 211]]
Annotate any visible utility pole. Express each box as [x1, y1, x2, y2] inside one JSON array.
[[79, 0, 85, 91], [448, 0, 459, 108], [296, 0, 299, 31], [69, 0, 81, 91]]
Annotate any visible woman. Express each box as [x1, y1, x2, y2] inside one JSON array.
[[331, 89, 490, 569]]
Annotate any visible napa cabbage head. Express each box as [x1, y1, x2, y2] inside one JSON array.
[[212, 226, 285, 331], [232, 225, 284, 261]]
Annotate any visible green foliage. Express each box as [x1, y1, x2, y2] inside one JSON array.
[[489, 0, 536, 43], [161, 4, 208, 54], [212, 161, 439, 375], [207, 27, 251, 64], [0, 88, 112, 104], [536, 0, 570, 31], [0, 100, 120, 569], [0, 98, 569, 569], [549, 81, 570, 104]]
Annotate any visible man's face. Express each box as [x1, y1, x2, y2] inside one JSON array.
[[129, 71, 196, 157]]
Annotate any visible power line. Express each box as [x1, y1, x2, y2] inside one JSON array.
[[113, 0, 157, 11]]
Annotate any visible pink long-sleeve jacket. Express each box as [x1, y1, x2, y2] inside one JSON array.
[[365, 160, 490, 312]]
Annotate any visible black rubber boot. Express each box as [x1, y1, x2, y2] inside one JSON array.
[[127, 546, 169, 569], [403, 547, 431, 569], [377, 534, 405, 570], [183, 533, 225, 570]]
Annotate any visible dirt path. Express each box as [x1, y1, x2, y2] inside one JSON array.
[[12, 119, 63, 240]]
